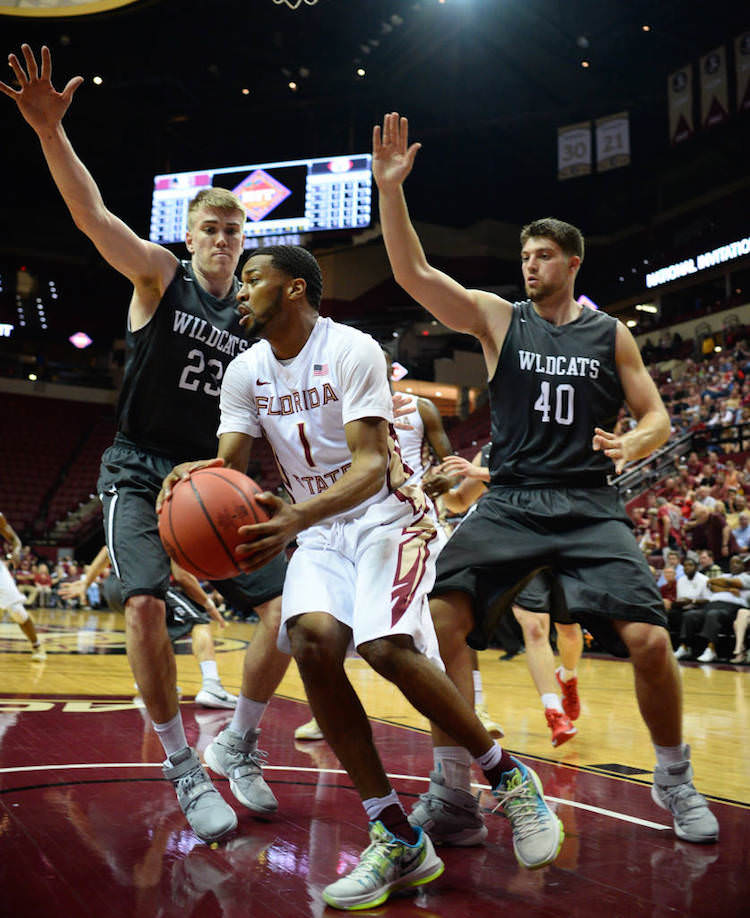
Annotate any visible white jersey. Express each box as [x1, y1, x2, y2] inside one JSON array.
[[219, 317, 418, 523], [395, 397, 432, 483]]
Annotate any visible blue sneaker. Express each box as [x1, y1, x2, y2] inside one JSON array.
[[492, 757, 564, 869]]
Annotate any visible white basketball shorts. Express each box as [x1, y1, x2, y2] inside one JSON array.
[[0, 561, 25, 610], [279, 496, 443, 668]]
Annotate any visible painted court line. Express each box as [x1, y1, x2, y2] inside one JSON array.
[[0, 761, 671, 831]]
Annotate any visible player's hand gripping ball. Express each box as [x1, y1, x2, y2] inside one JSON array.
[[158, 467, 268, 579]]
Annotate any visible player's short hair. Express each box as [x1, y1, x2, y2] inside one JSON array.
[[248, 245, 323, 310], [521, 217, 585, 261], [187, 188, 246, 229]]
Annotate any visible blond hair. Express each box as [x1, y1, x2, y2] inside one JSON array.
[[187, 188, 246, 229]]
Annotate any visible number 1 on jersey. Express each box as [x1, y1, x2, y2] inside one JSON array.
[[297, 422, 316, 467]]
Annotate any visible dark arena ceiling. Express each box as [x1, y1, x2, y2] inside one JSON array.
[[0, 0, 746, 239]]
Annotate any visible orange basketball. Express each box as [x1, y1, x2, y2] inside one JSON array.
[[158, 467, 269, 580]]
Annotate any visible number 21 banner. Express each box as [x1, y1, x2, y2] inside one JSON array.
[[595, 112, 630, 173]]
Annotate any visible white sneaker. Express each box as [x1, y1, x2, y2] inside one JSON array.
[[294, 718, 324, 741], [30, 645, 47, 662], [674, 646, 690, 660], [696, 647, 717, 663], [195, 681, 238, 709]]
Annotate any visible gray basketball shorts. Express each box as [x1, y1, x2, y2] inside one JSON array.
[[432, 485, 667, 655], [98, 437, 177, 602]]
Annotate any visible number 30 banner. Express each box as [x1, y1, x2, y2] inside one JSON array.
[[557, 121, 592, 181], [595, 112, 630, 173]]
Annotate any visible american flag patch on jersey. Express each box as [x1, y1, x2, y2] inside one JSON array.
[[313, 363, 329, 376]]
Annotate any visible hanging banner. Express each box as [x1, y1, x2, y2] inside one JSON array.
[[595, 112, 630, 172], [668, 65, 694, 144], [557, 121, 591, 180], [700, 45, 729, 128], [735, 31, 750, 112]]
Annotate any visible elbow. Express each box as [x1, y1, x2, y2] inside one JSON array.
[[392, 261, 430, 294], [658, 411, 672, 445]]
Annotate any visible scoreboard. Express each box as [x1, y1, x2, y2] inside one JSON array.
[[149, 154, 372, 245]]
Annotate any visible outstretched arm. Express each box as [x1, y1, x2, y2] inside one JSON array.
[[0, 45, 177, 325], [58, 544, 110, 602], [169, 562, 226, 627], [373, 112, 511, 352], [592, 322, 671, 474], [419, 398, 459, 497], [439, 450, 489, 515]]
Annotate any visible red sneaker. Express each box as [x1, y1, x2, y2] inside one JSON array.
[[545, 708, 577, 747], [555, 668, 581, 721]]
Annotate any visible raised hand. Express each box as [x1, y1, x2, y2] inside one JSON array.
[[0, 44, 83, 133], [372, 111, 421, 190]]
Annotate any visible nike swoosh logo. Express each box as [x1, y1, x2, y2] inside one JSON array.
[[256, 379, 270, 386]]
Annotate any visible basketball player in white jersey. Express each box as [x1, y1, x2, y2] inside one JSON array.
[[293, 351, 467, 742], [160, 245, 563, 909], [0, 512, 45, 661]]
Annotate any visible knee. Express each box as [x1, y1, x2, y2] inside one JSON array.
[[624, 624, 672, 670], [288, 616, 342, 672], [430, 593, 473, 646], [256, 596, 282, 636], [520, 616, 547, 645], [357, 637, 405, 681], [8, 603, 29, 625], [125, 595, 165, 635]]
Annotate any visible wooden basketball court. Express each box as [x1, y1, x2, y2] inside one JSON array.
[[2, 608, 748, 916]]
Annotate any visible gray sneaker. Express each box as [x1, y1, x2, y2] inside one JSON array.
[[492, 757, 564, 869], [408, 769, 487, 846], [162, 746, 237, 842], [651, 747, 719, 843], [204, 727, 278, 816], [195, 680, 238, 709]]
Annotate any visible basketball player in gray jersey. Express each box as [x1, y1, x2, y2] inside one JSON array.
[[1, 45, 291, 842], [374, 111, 717, 846]]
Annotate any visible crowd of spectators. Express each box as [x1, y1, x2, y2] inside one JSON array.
[[624, 335, 750, 665], [4, 543, 257, 623], [8, 546, 94, 611]]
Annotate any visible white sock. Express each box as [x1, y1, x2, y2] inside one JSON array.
[[199, 660, 219, 683], [654, 743, 687, 768], [558, 666, 577, 682], [542, 693, 563, 712], [362, 789, 401, 822], [230, 694, 267, 736], [472, 670, 484, 707], [474, 742, 503, 773], [153, 711, 188, 761], [434, 746, 472, 793]]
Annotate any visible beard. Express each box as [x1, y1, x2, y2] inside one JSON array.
[[525, 278, 563, 302], [240, 285, 284, 337], [526, 281, 548, 302]]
